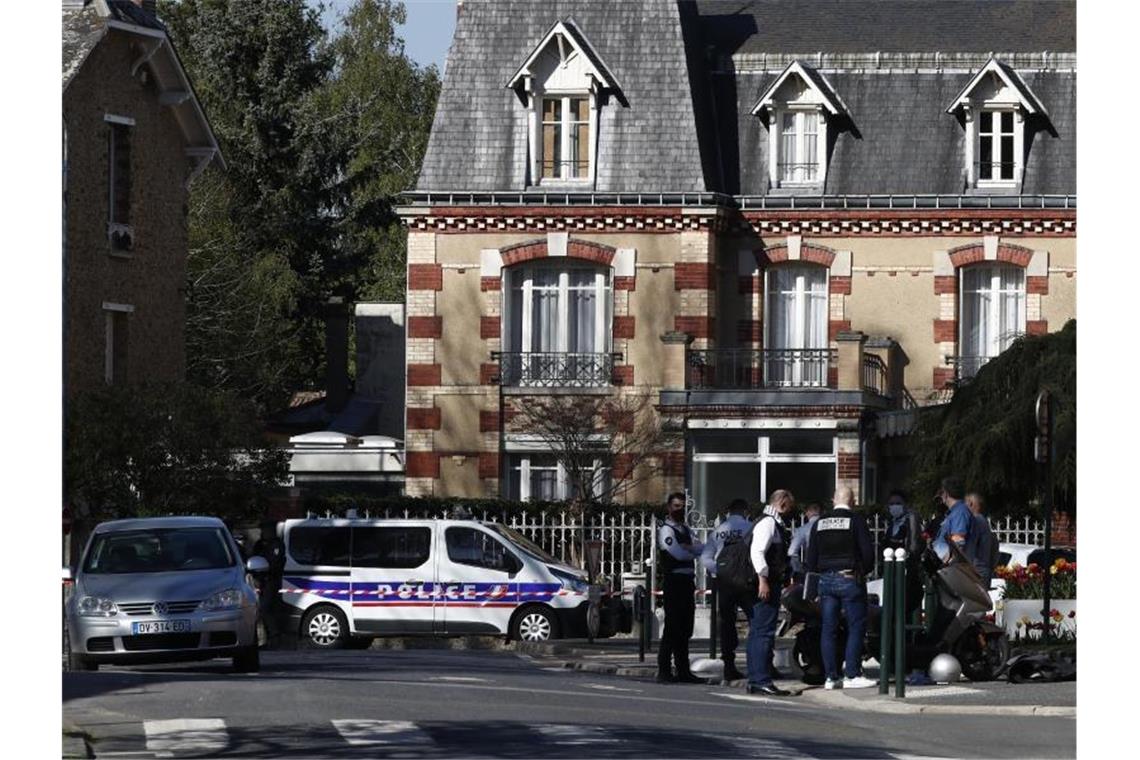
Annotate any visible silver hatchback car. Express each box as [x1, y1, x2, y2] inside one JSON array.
[[65, 516, 267, 672]]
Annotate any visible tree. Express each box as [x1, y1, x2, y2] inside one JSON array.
[[907, 319, 1076, 518], [64, 382, 290, 525]]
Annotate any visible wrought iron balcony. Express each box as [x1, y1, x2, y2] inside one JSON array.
[[686, 348, 835, 389], [948, 355, 992, 382], [496, 352, 618, 388], [862, 353, 888, 396]]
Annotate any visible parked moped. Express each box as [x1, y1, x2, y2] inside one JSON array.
[[782, 543, 1009, 683]]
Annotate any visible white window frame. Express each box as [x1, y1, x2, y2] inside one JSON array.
[[509, 453, 609, 502], [769, 107, 826, 188], [102, 302, 135, 385], [537, 92, 595, 183], [691, 434, 838, 512], [957, 264, 1026, 373], [504, 262, 612, 355], [763, 264, 829, 387], [975, 106, 1022, 187]]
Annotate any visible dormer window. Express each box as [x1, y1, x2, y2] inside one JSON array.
[[507, 18, 624, 187], [751, 61, 849, 192], [947, 58, 1051, 190]]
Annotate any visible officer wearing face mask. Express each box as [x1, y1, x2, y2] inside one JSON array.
[[883, 489, 924, 615], [657, 492, 705, 683]]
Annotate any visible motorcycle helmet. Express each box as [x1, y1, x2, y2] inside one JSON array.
[[929, 653, 963, 684]]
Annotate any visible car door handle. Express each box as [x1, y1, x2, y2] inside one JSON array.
[[407, 579, 425, 585]]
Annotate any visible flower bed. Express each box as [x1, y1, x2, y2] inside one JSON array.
[[996, 558, 1076, 641]]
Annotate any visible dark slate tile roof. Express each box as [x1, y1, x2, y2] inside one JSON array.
[[693, 0, 1075, 54], [416, 0, 710, 192], [726, 69, 1075, 195], [63, 2, 105, 87]]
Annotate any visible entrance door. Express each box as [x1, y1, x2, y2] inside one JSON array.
[[350, 524, 436, 634]]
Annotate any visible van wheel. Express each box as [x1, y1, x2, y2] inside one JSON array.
[[302, 606, 349, 649], [512, 606, 559, 642], [68, 652, 97, 672], [233, 646, 260, 673]]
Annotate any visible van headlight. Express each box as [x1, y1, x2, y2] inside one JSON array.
[[199, 588, 244, 611], [550, 569, 589, 594], [77, 596, 118, 617]]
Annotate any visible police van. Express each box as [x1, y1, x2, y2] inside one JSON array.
[[277, 517, 595, 646]]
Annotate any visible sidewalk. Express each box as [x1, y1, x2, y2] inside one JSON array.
[[508, 637, 1076, 717]]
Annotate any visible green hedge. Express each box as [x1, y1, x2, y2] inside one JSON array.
[[299, 493, 666, 518]]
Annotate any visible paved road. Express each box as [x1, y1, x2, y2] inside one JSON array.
[[63, 649, 1075, 758]]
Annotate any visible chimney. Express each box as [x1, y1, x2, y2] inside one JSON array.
[[131, 1, 158, 18], [325, 297, 352, 415]]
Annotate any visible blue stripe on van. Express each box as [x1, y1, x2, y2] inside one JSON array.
[[282, 577, 565, 603]]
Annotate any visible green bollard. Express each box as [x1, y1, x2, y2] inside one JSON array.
[[894, 549, 907, 698], [879, 549, 894, 695]]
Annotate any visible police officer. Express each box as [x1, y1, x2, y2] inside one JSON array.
[[805, 486, 876, 689], [700, 498, 753, 682], [786, 502, 822, 584], [657, 492, 705, 683], [883, 489, 925, 616]]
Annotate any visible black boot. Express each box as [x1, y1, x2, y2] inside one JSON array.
[[675, 671, 706, 684], [656, 669, 676, 683], [723, 662, 746, 682]]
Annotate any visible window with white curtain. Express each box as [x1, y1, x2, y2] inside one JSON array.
[[764, 264, 829, 386], [506, 453, 611, 502], [959, 264, 1026, 376], [506, 262, 611, 355], [779, 110, 821, 184]]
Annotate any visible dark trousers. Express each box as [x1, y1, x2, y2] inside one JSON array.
[[658, 573, 695, 675], [716, 581, 755, 666], [746, 597, 781, 687]]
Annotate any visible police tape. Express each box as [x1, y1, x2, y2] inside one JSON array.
[[279, 588, 574, 597]]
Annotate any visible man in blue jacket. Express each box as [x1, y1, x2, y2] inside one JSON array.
[[934, 476, 973, 564]]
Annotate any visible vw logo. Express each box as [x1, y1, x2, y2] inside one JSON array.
[[152, 602, 168, 616]]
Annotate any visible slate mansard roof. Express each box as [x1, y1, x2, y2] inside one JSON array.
[[415, 0, 1076, 197]]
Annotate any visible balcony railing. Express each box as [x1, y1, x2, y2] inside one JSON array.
[[862, 353, 888, 396], [686, 348, 835, 389], [948, 355, 992, 382], [496, 352, 617, 388]]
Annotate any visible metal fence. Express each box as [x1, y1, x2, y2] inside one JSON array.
[[365, 507, 1047, 590]]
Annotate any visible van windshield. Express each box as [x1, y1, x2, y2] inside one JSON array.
[[488, 524, 559, 565], [83, 528, 235, 574]]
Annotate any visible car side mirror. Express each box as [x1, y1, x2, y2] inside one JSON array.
[[246, 556, 270, 574]]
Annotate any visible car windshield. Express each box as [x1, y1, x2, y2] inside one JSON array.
[[488, 524, 559, 565], [83, 527, 235, 574]]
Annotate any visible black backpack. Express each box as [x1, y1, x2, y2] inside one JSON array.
[[716, 524, 757, 595]]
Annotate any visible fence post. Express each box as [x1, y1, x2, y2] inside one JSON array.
[[893, 548, 907, 698], [879, 548, 894, 694]]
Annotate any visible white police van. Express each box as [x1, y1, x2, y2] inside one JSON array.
[[278, 518, 592, 646]]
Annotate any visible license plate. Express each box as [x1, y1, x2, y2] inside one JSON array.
[[131, 620, 191, 635]]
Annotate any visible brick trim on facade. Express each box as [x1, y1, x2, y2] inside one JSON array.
[[613, 365, 634, 385], [480, 363, 499, 385], [933, 276, 957, 294], [481, 277, 501, 291], [933, 319, 957, 343], [406, 452, 440, 478], [614, 276, 636, 291], [737, 319, 763, 342], [613, 316, 636, 339], [480, 316, 500, 339], [407, 316, 442, 338], [1027, 275, 1049, 295], [478, 452, 500, 479], [1026, 319, 1049, 336], [947, 242, 1035, 269], [932, 367, 955, 389], [408, 263, 443, 291], [829, 276, 852, 295], [837, 451, 861, 479], [407, 364, 442, 386], [674, 262, 715, 290], [406, 407, 442, 430], [674, 316, 714, 338], [499, 237, 617, 267], [828, 319, 851, 341], [758, 242, 837, 268]]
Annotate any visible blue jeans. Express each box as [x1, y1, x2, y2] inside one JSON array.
[[745, 597, 780, 687], [818, 572, 867, 681]]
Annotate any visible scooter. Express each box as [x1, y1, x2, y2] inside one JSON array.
[[782, 543, 1009, 684]]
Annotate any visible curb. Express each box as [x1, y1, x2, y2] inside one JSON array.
[[62, 723, 91, 759], [793, 685, 1075, 717]]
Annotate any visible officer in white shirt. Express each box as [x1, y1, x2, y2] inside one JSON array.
[[700, 498, 753, 681], [744, 489, 795, 696], [657, 492, 704, 683]]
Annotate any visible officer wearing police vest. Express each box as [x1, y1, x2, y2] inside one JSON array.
[[805, 486, 877, 689], [700, 498, 753, 682], [744, 489, 794, 695], [657, 492, 705, 683]]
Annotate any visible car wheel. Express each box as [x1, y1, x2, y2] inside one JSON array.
[[302, 606, 349, 649], [68, 651, 97, 672], [233, 645, 260, 673], [511, 606, 559, 642]]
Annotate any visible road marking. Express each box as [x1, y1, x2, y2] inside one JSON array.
[[585, 683, 642, 693], [333, 719, 434, 747], [428, 676, 490, 683], [902, 686, 980, 699], [143, 719, 227, 757], [714, 692, 811, 708], [733, 737, 811, 758], [535, 723, 613, 745]]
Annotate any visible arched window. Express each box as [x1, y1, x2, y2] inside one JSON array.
[[503, 261, 612, 386], [959, 263, 1026, 377], [764, 263, 829, 386]]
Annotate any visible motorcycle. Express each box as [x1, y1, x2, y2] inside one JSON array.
[[782, 543, 1009, 684]]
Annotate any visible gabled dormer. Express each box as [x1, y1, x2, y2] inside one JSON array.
[[507, 17, 624, 187], [751, 60, 850, 192], [947, 57, 1052, 191]]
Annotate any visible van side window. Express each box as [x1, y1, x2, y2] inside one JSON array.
[[445, 528, 517, 572], [288, 527, 351, 566], [353, 527, 431, 569]]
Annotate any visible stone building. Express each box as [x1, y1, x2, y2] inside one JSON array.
[[397, 0, 1075, 513], [62, 0, 221, 397]]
